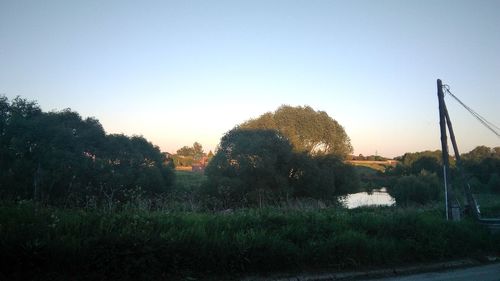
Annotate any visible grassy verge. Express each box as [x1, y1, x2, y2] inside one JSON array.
[[1, 202, 499, 280]]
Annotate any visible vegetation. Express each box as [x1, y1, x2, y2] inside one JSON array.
[[381, 146, 499, 207], [172, 141, 212, 168], [461, 146, 500, 194], [1, 202, 498, 280], [388, 150, 443, 176], [202, 128, 360, 208], [202, 129, 294, 208], [0, 96, 174, 207], [240, 105, 352, 157], [387, 173, 441, 207], [1, 96, 499, 279]]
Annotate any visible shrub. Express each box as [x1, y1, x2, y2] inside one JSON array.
[[388, 173, 441, 207]]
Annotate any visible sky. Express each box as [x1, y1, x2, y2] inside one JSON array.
[[1, 0, 499, 158]]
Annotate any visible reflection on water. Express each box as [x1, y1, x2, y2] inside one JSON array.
[[343, 188, 395, 209]]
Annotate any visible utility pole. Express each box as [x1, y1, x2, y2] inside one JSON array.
[[441, 88, 480, 220], [437, 79, 460, 221]]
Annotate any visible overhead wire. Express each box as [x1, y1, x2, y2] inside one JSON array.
[[442, 84, 500, 138]]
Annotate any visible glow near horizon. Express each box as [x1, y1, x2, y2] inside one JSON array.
[[1, 0, 499, 157]]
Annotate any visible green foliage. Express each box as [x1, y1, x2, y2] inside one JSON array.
[[290, 153, 360, 199], [410, 156, 441, 175], [390, 150, 444, 177], [1, 203, 498, 280], [240, 105, 352, 157], [203, 128, 360, 208], [461, 146, 500, 192], [388, 173, 441, 207], [388, 146, 500, 197], [172, 154, 195, 167], [175, 141, 205, 164], [203, 129, 293, 208], [462, 145, 498, 163], [0, 96, 174, 207]]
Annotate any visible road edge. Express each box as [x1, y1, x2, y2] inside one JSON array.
[[242, 258, 500, 281]]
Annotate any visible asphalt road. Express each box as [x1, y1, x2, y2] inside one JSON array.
[[363, 263, 500, 281]]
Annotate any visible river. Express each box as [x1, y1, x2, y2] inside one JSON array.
[[343, 188, 395, 209]]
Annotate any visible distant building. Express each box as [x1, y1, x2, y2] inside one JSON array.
[[192, 155, 209, 172], [162, 152, 173, 166]]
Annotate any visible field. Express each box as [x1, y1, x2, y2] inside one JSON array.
[[348, 160, 395, 173], [1, 202, 499, 280], [173, 170, 207, 192]]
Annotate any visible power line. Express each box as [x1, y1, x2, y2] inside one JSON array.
[[442, 84, 500, 138]]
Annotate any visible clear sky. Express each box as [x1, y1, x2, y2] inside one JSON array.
[[1, 0, 499, 157]]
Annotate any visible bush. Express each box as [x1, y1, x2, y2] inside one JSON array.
[[388, 173, 441, 207]]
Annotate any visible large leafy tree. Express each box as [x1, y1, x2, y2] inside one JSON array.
[[174, 141, 205, 166], [240, 105, 353, 157], [204, 129, 293, 208], [203, 127, 360, 209]]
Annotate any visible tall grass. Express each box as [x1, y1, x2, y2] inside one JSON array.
[[1, 202, 498, 280]]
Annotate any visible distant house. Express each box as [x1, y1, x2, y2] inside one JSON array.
[[386, 159, 399, 166], [192, 156, 209, 172], [162, 152, 173, 166]]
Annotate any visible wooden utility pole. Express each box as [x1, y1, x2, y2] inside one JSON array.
[[443, 104, 480, 220], [437, 79, 460, 221]]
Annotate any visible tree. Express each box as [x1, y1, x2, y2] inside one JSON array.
[[240, 105, 353, 157], [462, 146, 500, 187], [493, 147, 500, 158], [202, 127, 361, 209], [192, 142, 204, 160], [174, 142, 206, 166], [176, 146, 194, 157], [203, 129, 293, 208], [410, 156, 441, 175], [390, 150, 444, 176], [462, 146, 493, 163], [207, 150, 214, 160], [289, 153, 359, 199]]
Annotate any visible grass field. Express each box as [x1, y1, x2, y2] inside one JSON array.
[[173, 170, 206, 192], [348, 161, 393, 172]]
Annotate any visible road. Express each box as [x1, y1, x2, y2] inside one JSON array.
[[363, 263, 500, 281]]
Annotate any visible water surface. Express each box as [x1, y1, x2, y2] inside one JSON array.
[[343, 188, 395, 209]]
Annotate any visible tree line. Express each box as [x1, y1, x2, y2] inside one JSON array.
[[1, 98, 359, 209], [0, 96, 174, 207], [171, 142, 214, 167], [385, 146, 500, 206], [9, 95, 496, 210]]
